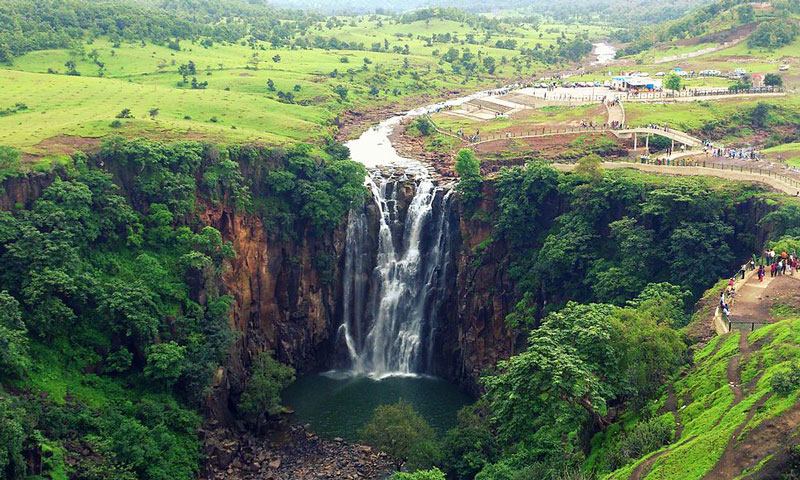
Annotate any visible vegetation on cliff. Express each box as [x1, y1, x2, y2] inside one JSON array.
[[0, 138, 366, 479]]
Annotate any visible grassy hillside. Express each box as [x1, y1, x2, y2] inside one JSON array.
[[596, 318, 800, 480]]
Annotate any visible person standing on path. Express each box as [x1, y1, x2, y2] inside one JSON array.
[[758, 264, 765, 282]]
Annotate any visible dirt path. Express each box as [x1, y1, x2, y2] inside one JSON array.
[[732, 273, 776, 324], [726, 332, 751, 405]]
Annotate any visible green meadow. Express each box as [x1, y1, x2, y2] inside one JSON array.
[[0, 17, 604, 161]]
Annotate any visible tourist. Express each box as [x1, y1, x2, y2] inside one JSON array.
[[758, 264, 765, 282]]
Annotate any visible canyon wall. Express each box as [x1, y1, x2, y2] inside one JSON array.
[[2, 166, 781, 415]]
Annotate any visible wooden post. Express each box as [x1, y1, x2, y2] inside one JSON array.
[[633, 132, 637, 150]]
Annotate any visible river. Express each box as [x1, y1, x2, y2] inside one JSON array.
[[282, 44, 616, 440]]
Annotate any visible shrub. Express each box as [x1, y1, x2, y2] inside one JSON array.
[[0, 291, 29, 377], [360, 399, 436, 468], [770, 364, 800, 396], [601, 416, 674, 471], [393, 468, 446, 480], [110, 119, 122, 128], [412, 117, 435, 136], [143, 341, 186, 387]]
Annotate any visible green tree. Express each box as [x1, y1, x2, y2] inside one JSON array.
[[748, 19, 800, 49], [0, 400, 27, 480], [267, 79, 276, 91], [148, 108, 159, 120], [764, 73, 783, 87], [664, 74, 681, 91], [238, 351, 295, 427], [441, 407, 500, 480], [0, 291, 29, 377], [100, 280, 160, 342], [360, 399, 436, 468], [750, 102, 770, 128], [574, 153, 603, 180], [412, 117, 435, 136], [0, 146, 21, 181], [737, 4, 755, 24], [333, 84, 348, 100], [143, 341, 186, 387], [455, 149, 482, 206]]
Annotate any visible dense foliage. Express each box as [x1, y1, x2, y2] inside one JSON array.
[[747, 18, 800, 49], [0, 0, 324, 60], [492, 163, 760, 310], [455, 149, 483, 209], [0, 137, 365, 479]]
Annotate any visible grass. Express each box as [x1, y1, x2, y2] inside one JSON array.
[[0, 17, 605, 162], [764, 143, 800, 166]]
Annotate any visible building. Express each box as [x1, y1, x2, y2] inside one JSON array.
[[611, 76, 663, 91], [751, 73, 764, 87]]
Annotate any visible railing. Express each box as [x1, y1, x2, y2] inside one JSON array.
[[618, 86, 784, 101], [511, 87, 783, 104], [619, 157, 800, 191], [713, 262, 758, 336]]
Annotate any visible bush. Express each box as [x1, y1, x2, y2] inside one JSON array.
[[771, 364, 800, 396], [393, 468, 446, 480], [360, 399, 436, 468], [412, 117, 435, 136], [143, 341, 186, 387], [441, 418, 500, 479], [0, 291, 29, 377], [0, 146, 22, 181], [110, 119, 123, 128], [601, 415, 674, 471]]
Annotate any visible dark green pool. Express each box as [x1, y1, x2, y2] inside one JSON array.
[[281, 372, 472, 441]]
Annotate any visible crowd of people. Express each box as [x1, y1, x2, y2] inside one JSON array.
[[759, 249, 798, 281], [720, 250, 797, 322], [708, 146, 762, 161]]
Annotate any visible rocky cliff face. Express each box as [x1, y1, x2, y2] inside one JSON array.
[[199, 204, 347, 421], [444, 183, 524, 395], [0, 172, 54, 211]]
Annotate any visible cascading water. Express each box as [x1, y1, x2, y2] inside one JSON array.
[[338, 170, 455, 378]]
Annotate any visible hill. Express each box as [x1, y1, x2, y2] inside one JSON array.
[[597, 313, 800, 479]]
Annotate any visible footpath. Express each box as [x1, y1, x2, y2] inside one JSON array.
[[552, 162, 800, 195]]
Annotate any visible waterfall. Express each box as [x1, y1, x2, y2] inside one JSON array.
[[339, 170, 455, 378]]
